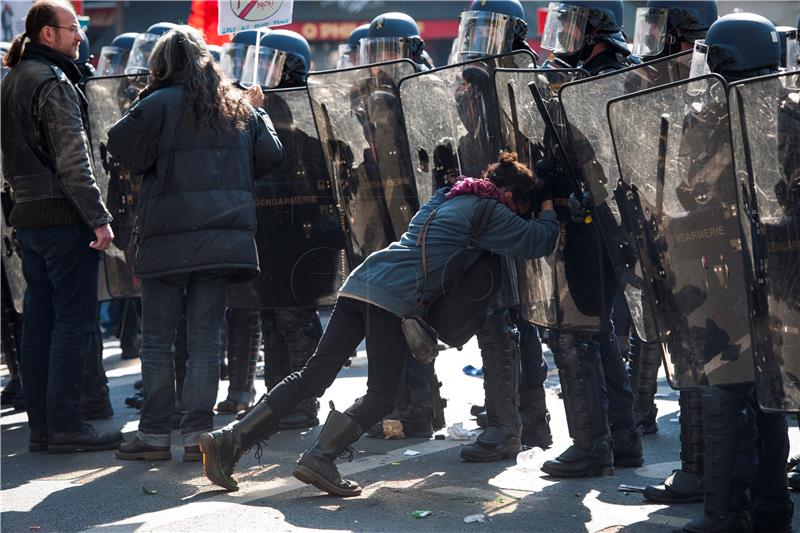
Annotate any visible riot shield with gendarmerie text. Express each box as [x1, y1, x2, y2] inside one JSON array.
[[558, 50, 694, 343], [398, 52, 535, 204], [608, 74, 755, 389], [85, 73, 148, 300], [307, 60, 418, 268], [492, 66, 611, 332], [728, 71, 800, 411], [228, 87, 349, 309]]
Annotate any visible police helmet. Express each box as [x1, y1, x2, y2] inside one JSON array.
[[632, 0, 717, 58], [540, 1, 627, 58], [97, 32, 138, 77], [125, 22, 177, 75], [337, 23, 369, 68], [221, 29, 268, 81], [239, 30, 310, 88], [359, 12, 425, 67], [449, 0, 532, 64], [690, 13, 781, 81], [207, 44, 222, 63]]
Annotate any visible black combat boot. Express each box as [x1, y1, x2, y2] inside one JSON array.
[[199, 395, 281, 491], [683, 386, 756, 533], [461, 316, 521, 462], [645, 389, 704, 503], [541, 334, 614, 478], [217, 309, 260, 414], [367, 360, 438, 439], [293, 409, 363, 497], [519, 387, 552, 449], [629, 337, 660, 435]]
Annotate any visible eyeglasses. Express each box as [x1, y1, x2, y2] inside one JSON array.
[[48, 24, 81, 34]]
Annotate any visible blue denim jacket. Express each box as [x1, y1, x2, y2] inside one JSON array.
[[340, 188, 558, 318]]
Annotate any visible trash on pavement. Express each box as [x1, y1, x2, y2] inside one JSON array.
[[403, 449, 422, 456], [142, 486, 160, 495], [447, 422, 474, 440], [462, 365, 483, 376], [411, 510, 432, 518], [515, 447, 544, 468], [464, 514, 488, 523]]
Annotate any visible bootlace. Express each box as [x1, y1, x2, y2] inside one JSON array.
[[339, 445, 356, 462]]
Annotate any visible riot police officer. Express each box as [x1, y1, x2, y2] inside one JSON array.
[[357, 12, 432, 70], [537, 0, 644, 478], [96, 32, 138, 77], [219, 30, 326, 431], [634, 0, 718, 507], [124, 22, 177, 75], [680, 13, 793, 533], [445, 0, 553, 462], [336, 23, 369, 69], [220, 29, 265, 82]]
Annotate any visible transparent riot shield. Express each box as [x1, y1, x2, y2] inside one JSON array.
[[608, 74, 754, 389], [1, 182, 24, 313], [85, 74, 149, 299], [398, 51, 535, 204], [558, 50, 693, 343], [491, 67, 613, 332], [307, 60, 419, 268], [228, 87, 349, 309], [728, 71, 800, 410]]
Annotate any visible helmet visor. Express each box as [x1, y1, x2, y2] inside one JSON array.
[[785, 29, 799, 72], [124, 32, 159, 75], [337, 43, 356, 69], [540, 2, 589, 54], [220, 42, 249, 81], [448, 11, 516, 64], [97, 45, 130, 77], [240, 45, 287, 88], [689, 39, 711, 78], [631, 7, 669, 57], [358, 37, 412, 65]]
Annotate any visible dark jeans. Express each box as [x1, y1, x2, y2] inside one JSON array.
[[138, 272, 227, 446], [266, 297, 407, 430], [516, 316, 547, 389], [16, 224, 99, 433]]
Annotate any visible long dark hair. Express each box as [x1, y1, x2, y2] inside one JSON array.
[[144, 26, 249, 132], [3, 0, 72, 68]]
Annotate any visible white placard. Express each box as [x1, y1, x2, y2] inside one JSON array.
[[218, 0, 294, 36]]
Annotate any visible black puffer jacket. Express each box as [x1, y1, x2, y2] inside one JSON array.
[[107, 85, 283, 281]]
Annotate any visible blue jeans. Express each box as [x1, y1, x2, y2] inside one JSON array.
[[16, 224, 99, 433], [138, 272, 227, 446]]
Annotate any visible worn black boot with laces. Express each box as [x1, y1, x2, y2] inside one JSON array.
[[199, 395, 280, 491], [293, 409, 363, 497]]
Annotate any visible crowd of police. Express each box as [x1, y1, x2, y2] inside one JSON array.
[[1, 0, 799, 531]]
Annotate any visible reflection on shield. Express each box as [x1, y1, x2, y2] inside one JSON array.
[[558, 50, 694, 343], [608, 74, 754, 389], [229, 87, 349, 309], [729, 71, 800, 411], [1, 182, 24, 313], [86, 74, 149, 299], [493, 67, 614, 332], [399, 51, 535, 204], [307, 60, 419, 268]]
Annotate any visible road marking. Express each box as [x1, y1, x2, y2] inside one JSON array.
[[86, 437, 462, 531]]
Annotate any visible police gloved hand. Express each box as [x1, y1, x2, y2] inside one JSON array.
[[534, 158, 560, 182], [568, 191, 593, 224]]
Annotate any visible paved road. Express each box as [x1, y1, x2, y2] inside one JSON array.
[[3, 331, 799, 532]]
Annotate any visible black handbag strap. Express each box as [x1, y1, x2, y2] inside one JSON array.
[[408, 197, 495, 315]]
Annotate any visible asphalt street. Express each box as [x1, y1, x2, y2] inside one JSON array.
[[3, 325, 800, 533]]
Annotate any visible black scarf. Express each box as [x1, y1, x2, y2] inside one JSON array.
[[22, 42, 83, 85]]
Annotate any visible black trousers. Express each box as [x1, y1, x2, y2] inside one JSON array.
[[265, 297, 408, 430]]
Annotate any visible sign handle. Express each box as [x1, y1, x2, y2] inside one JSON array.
[[253, 28, 261, 86]]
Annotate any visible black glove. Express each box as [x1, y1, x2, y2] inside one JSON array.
[[568, 191, 593, 224]]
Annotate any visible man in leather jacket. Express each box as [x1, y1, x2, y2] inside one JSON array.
[[0, 0, 121, 453]]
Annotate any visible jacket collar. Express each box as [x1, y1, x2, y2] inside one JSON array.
[[22, 42, 83, 85]]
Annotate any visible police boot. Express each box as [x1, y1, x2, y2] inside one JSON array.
[[275, 309, 321, 430], [199, 395, 281, 491], [645, 389, 704, 504], [293, 409, 363, 497], [430, 376, 447, 432], [789, 457, 800, 491], [750, 410, 792, 533], [683, 386, 756, 533], [519, 386, 552, 449], [217, 309, 260, 415], [541, 335, 613, 478], [461, 316, 521, 462], [630, 337, 660, 435]]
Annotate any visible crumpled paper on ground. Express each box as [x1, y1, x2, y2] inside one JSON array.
[[464, 514, 488, 523], [447, 422, 474, 440]]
